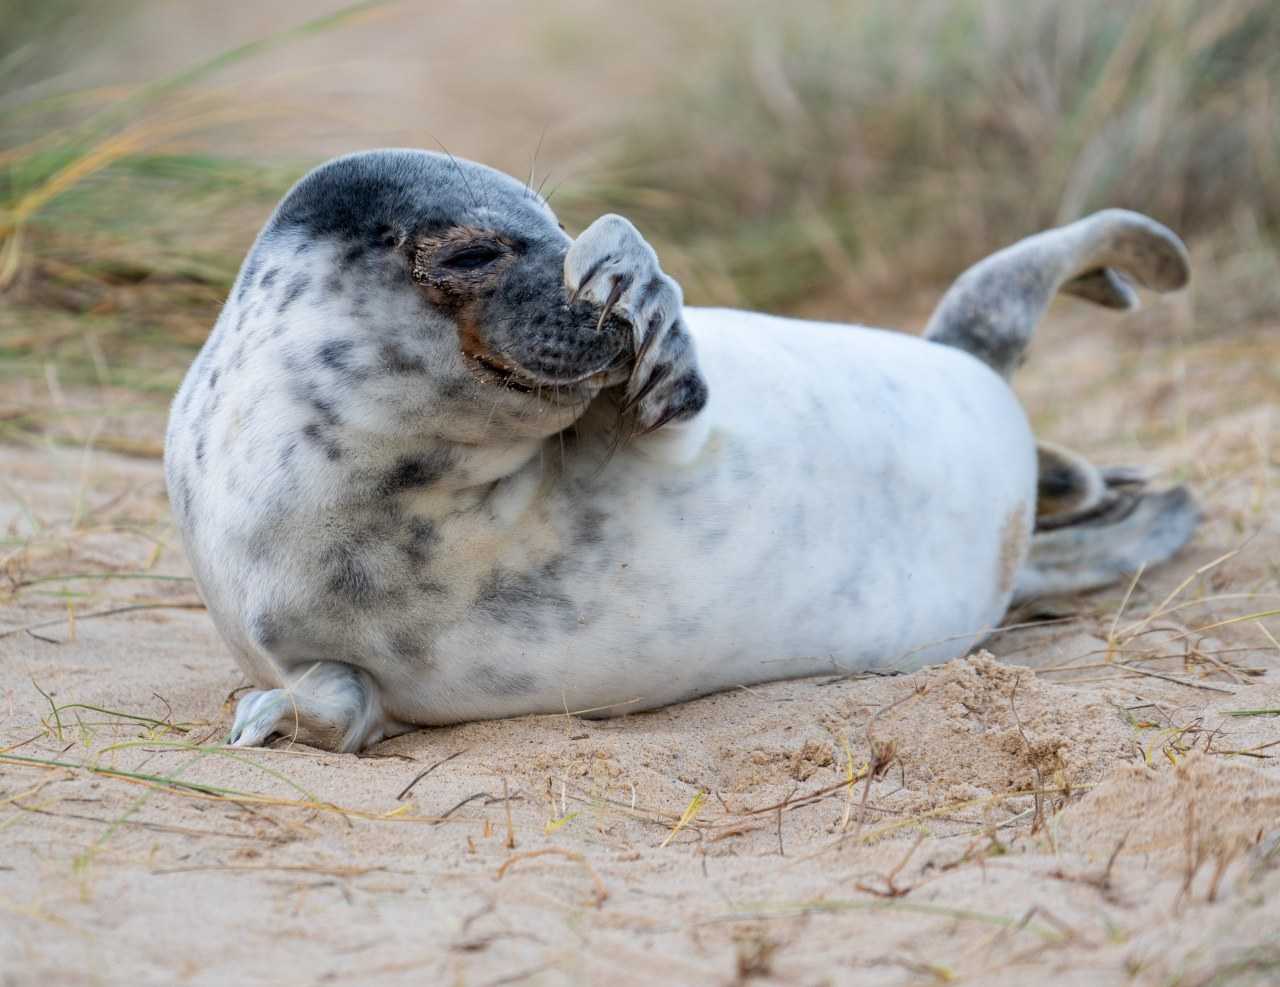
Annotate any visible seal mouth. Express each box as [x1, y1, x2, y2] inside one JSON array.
[[465, 349, 540, 395], [462, 347, 625, 405]]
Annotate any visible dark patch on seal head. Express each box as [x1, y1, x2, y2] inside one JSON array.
[[260, 267, 280, 289], [278, 273, 311, 314]]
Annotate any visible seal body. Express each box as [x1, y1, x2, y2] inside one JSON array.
[[164, 149, 1189, 750]]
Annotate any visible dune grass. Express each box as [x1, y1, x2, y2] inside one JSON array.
[[0, 3, 395, 400], [1, 0, 1277, 412], [568, 0, 1280, 316]]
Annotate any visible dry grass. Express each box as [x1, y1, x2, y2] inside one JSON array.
[[568, 0, 1280, 317]]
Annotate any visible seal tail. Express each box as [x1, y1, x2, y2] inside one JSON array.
[[923, 208, 1190, 379]]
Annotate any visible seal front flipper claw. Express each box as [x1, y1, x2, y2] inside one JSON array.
[[565, 214, 708, 432]]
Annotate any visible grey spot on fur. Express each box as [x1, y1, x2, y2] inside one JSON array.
[[389, 629, 428, 660], [398, 518, 438, 566], [278, 274, 311, 314], [318, 339, 354, 370], [302, 422, 342, 461], [475, 564, 574, 630], [574, 507, 609, 547], [378, 341, 428, 375], [378, 450, 453, 496], [251, 615, 277, 650], [172, 472, 193, 520], [237, 256, 261, 303], [470, 664, 538, 696], [323, 542, 378, 605]]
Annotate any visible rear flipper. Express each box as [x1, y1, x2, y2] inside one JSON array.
[[923, 212, 1199, 599], [1034, 440, 1151, 529], [1015, 479, 1200, 604], [228, 661, 404, 752], [924, 209, 1190, 379]]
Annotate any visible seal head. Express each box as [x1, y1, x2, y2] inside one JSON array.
[[254, 149, 632, 442]]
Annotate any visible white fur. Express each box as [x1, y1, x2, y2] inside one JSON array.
[[165, 152, 1046, 750]]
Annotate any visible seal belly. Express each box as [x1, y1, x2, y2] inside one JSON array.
[[402, 307, 1037, 721], [661, 308, 1036, 682]]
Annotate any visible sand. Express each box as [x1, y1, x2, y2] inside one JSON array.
[[2, 349, 1278, 985]]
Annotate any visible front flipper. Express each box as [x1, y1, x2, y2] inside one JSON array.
[[565, 214, 708, 433], [228, 661, 401, 752]]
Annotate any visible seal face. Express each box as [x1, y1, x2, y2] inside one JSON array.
[[165, 149, 1197, 751]]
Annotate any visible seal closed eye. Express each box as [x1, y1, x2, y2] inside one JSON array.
[[164, 148, 1197, 752]]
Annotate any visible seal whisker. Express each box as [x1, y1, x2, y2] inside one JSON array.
[[429, 133, 481, 210], [525, 126, 548, 203]]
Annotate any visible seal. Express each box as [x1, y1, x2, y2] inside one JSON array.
[[164, 149, 1198, 752]]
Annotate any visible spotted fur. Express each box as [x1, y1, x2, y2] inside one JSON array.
[[164, 149, 1197, 752]]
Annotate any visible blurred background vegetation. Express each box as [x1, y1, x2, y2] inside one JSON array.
[[1, 0, 1277, 409]]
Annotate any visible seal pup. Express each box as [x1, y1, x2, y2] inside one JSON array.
[[164, 149, 1197, 752]]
